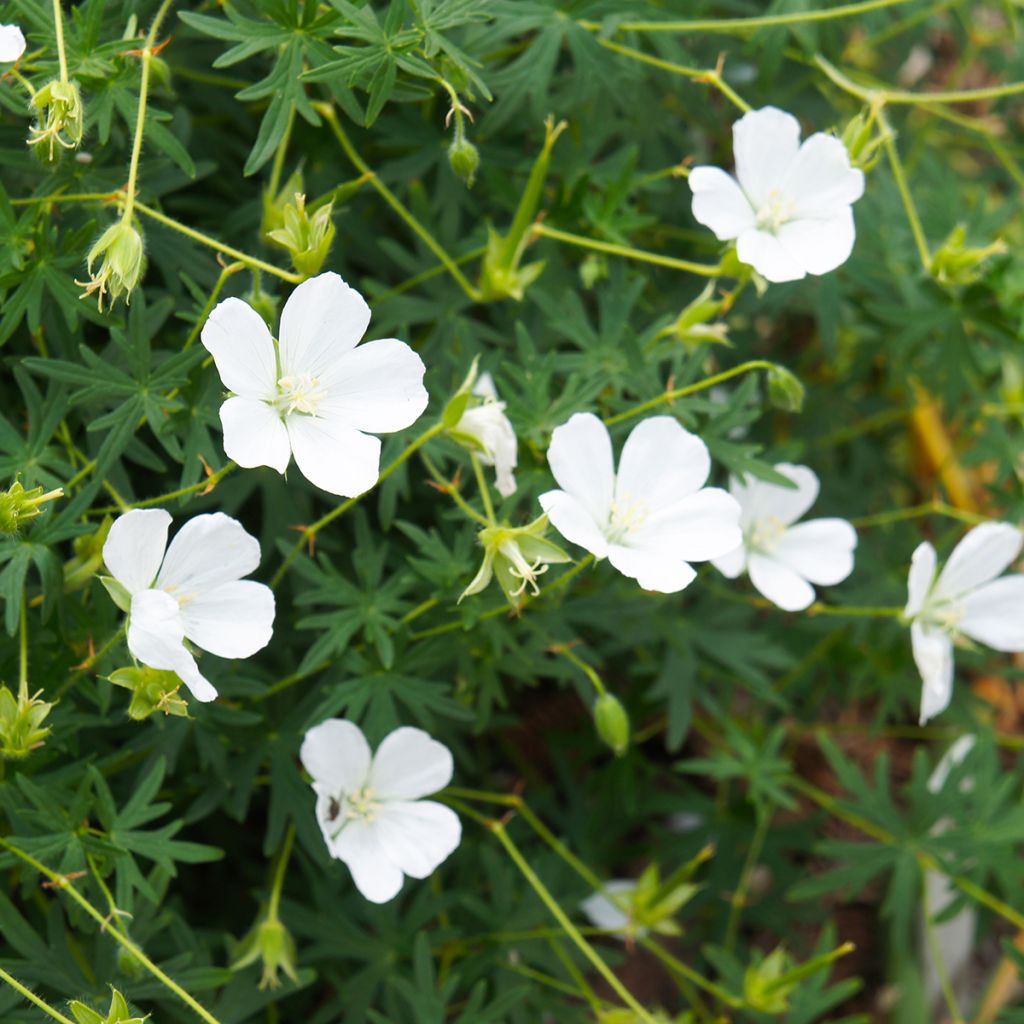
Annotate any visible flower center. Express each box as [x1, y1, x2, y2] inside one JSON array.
[[607, 493, 651, 544], [499, 540, 548, 597], [748, 515, 787, 555], [276, 373, 328, 416], [755, 188, 795, 233], [328, 785, 381, 838], [919, 596, 965, 634]]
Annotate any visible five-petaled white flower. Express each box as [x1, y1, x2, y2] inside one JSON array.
[[453, 371, 518, 498], [689, 106, 865, 283], [201, 272, 428, 498], [539, 413, 742, 593], [0, 24, 25, 62], [300, 719, 461, 903], [102, 510, 275, 703], [712, 463, 857, 611], [905, 522, 1024, 724]]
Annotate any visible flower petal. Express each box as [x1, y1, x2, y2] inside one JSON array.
[[332, 819, 405, 903], [784, 132, 865, 219], [538, 490, 609, 558], [906, 541, 937, 617], [103, 509, 171, 595], [127, 589, 217, 702], [320, 338, 428, 433], [635, 487, 742, 563], [369, 727, 453, 800], [373, 799, 461, 879], [200, 297, 278, 400], [180, 580, 275, 658], [301, 719, 372, 792], [616, 416, 710, 512], [776, 209, 856, 277], [748, 553, 815, 611], [959, 576, 1024, 652], [581, 880, 638, 935], [0, 25, 26, 62], [736, 228, 806, 283], [689, 166, 756, 241], [772, 518, 857, 586], [286, 413, 381, 497], [606, 543, 697, 593], [156, 512, 261, 596], [733, 106, 802, 207], [546, 413, 614, 528], [712, 543, 746, 579], [731, 464, 820, 530], [278, 272, 370, 379], [220, 396, 291, 473], [935, 522, 1023, 600], [913, 622, 955, 724]]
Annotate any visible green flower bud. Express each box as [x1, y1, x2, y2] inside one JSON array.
[[232, 912, 300, 990], [78, 220, 146, 311], [743, 947, 795, 1014], [593, 692, 630, 757], [70, 989, 146, 1024], [930, 224, 1007, 287], [108, 666, 189, 721], [265, 192, 336, 278], [840, 111, 885, 172], [0, 685, 55, 760], [448, 136, 480, 187], [28, 79, 85, 161], [662, 281, 731, 348], [0, 479, 63, 534], [766, 364, 805, 413], [261, 168, 305, 238]]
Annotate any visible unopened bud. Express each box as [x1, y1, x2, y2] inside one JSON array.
[[930, 224, 1007, 287], [0, 685, 54, 760], [78, 220, 146, 310], [593, 692, 630, 757], [265, 192, 335, 278], [69, 989, 146, 1024], [29, 79, 84, 161], [840, 111, 885, 172], [0, 479, 63, 533], [766, 364, 805, 413], [448, 136, 480, 187]]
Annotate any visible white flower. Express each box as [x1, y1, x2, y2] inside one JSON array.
[[102, 510, 275, 703], [712, 463, 857, 611], [581, 880, 644, 940], [453, 372, 518, 497], [201, 272, 428, 498], [300, 719, 461, 904], [689, 106, 865, 283], [539, 413, 742, 593], [0, 25, 25, 63], [905, 522, 1024, 724]]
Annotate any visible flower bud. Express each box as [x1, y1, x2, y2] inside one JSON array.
[[663, 281, 731, 348], [930, 224, 1007, 287], [766, 364, 805, 413], [70, 989, 146, 1024], [840, 111, 885, 172], [78, 220, 146, 310], [108, 666, 189, 721], [593, 692, 630, 757], [265, 192, 336, 278], [743, 947, 794, 1014], [0, 479, 63, 533], [0, 685, 54, 760], [448, 136, 480, 187], [29, 79, 84, 161], [261, 168, 305, 238], [232, 913, 300, 990], [447, 368, 518, 498]]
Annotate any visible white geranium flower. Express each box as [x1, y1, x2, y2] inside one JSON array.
[[201, 272, 428, 498], [539, 413, 742, 593], [0, 25, 25, 62], [102, 510, 275, 703], [300, 719, 461, 904], [905, 523, 1024, 724], [712, 463, 857, 612], [689, 106, 865, 283], [453, 372, 518, 497]]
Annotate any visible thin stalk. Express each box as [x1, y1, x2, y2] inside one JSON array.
[[553, 644, 606, 697], [89, 463, 237, 515], [469, 453, 496, 523], [51, 0, 69, 83], [267, 824, 295, 920], [877, 108, 931, 270], [852, 500, 990, 528], [57, 624, 127, 698], [267, 104, 297, 199], [0, 966, 74, 1024], [18, 596, 29, 702], [421, 449, 490, 526], [724, 807, 771, 952], [184, 263, 245, 350]]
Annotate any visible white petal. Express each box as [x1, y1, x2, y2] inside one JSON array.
[[538, 490, 609, 558], [127, 589, 217, 702], [180, 580, 275, 658], [103, 509, 171, 595], [712, 543, 746, 579], [286, 413, 381, 497], [689, 166, 756, 241], [320, 338, 428, 433], [301, 719, 371, 793], [473, 372, 498, 401], [332, 819, 404, 903], [772, 518, 857, 586], [776, 209, 856, 277], [906, 541, 938, 617], [606, 543, 697, 593], [934, 522, 1023, 600], [959, 576, 1024, 652], [0, 25, 26, 62], [615, 416, 710, 513], [278, 272, 370, 380], [736, 228, 806, 283], [200, 297, 278, 401], [784, 133, 865, 219], [546, 413, 614, 527], [581, 880, 637, 935], [156, 512, 261, 596], [369, 727, 453, 800], [913, 622, 955, 724], [732, 464, 820, 530], [458, 403, 518, 498], [927, 734, 977, 793], [732, 106, 802, 207], [220, 396, 291, 473], [748, 553, 815, 611], [635, 487, 742, 563], [373, 800, 461, 879]]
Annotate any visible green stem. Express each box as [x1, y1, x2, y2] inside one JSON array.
[[18, 596, 28, 703], [851, 500, 990, 528], [0, 966, 74, 1024], [421, 450, 490, 527], [122, 0, 174, 222], [51, 0, 69, 83], [922, 872, 966, 1024], [469, 453, 496, 523], [532, 223, 722, 278], [553, 644, 606, 697], [267, 104, 297, 199], [58, 624, 127, 698], [90, 463, 237, 515], [877, 108, 931, 270], [805, 603, 905, 619], [267, 824, 295, 921], [184, 263, 245, 350], [0, 837, 225, 1024], [724, 807, 771, 952]]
